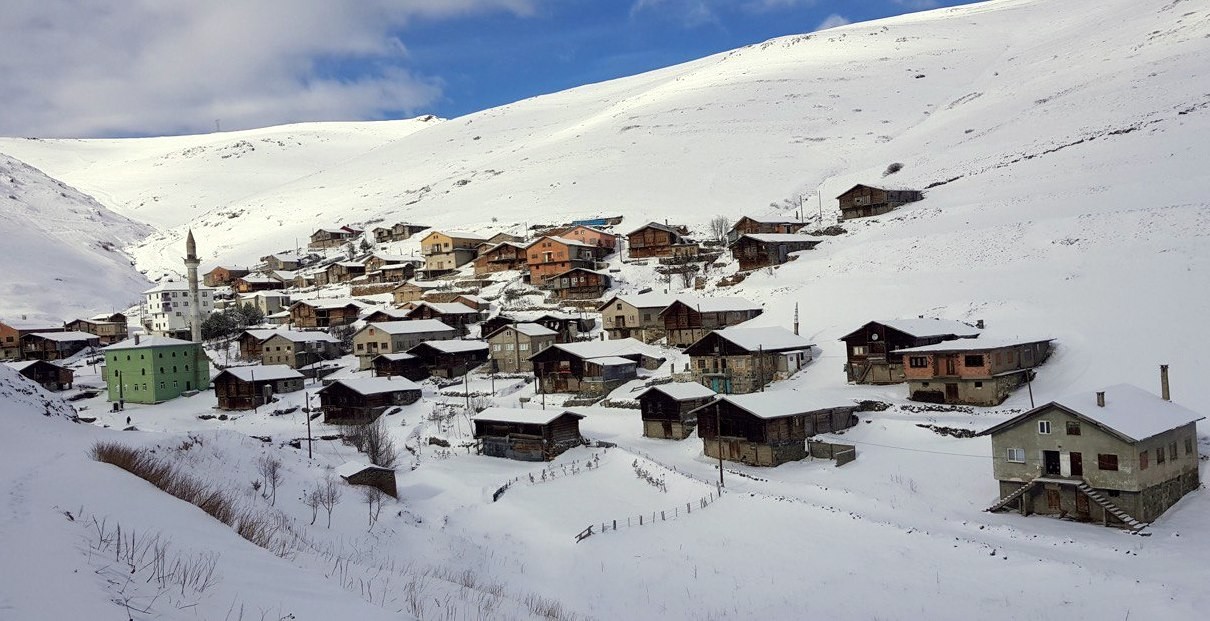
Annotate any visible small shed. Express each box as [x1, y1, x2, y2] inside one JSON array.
[[691, 393, 858, 466], [317, 377, 422, 424], [372, 353, 428, 380], [5, 360, 74, 391], [472, 407, 585, 461], [730, 234, 822, 271], [636, 382, 717, 439], [335, 462, 398, 498], [405, 340, 490, 379], [212, 365, 304, 410]]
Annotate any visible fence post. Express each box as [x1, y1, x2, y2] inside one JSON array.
[[639, 515, 643, 526], [660, 511, 665, 521], [687, 502, 691, 514], [613, 519, 617, 531]]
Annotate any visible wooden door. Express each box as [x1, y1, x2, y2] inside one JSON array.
[[944, 355, 957, 375], [1046, 489, 1061, 511], [1070, 452, 1083, 477], [1075, 492, 1090, 518], [945, 383, 959, 402], [661, 421, 673, 438]]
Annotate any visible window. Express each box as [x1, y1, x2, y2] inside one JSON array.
[[1107, 490, 1120, 497], [493, 344, 502, 351], [159, 367, 164, 373], [356, 344, 364, 351], [964, 354, 985, 367], [852, 346, 868, 356], [173, 366, 177, 373], [1186, 437, 1194, 455], [173, 381, 178, 389], [1139, 450, 1149, 470], [1157, 447, 1166, 464], [1038, 421, 1051, 434], [1066, 421, 1081, 436], [909, 356, 928, 368], [140, 369, 146, 376], [506, 343, 515, 351], [1169, 442, 1177, 461], [1006, 448, 1025, 463], [159, 382, 164, 389], [519, 343, 529, 351], [616, 304, 622, 310], [974, 381, 983, 389], [1097, 454, 1119, 471]]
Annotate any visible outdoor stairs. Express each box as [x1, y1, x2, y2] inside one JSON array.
[[1075, 482, 1148, 531], [985, 480, 1039, 513]]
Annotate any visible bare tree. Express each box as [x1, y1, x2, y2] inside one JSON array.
[[348, 419, 398, 468], [317, 475, 342, 528], [709, 215, 732, 242], [361, 487, 387, 528], [256, 455, 283, 506], [304, 488, 321, 526]]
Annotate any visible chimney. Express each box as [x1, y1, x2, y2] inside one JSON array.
[[794, 303, 800, 336], [1096, 391, 1105, 407], [1160, 364, 1170, 401], [134, 334, 141, 345], [976, 319, 985, 329]]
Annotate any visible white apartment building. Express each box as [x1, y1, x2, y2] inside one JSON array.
[[141, 281, 215, 337]]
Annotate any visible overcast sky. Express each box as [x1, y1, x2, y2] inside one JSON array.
[[1, 0, 979, 138]]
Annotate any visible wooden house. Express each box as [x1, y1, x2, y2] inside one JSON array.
[[659, 297, 764, 347], [371, 353, 428, 380], [260, 253, 304, 271], [403, 302, 482, 335], [405, 340, 489, 378], [362, 253, 417, 273], [65, 313, 129, 345], [684, 326, 816, 394], [260, 331, 341, 369], [528, 338, 664, 395], [526, 236, 599, 283], [1, 318, 64, 360], [692, 393, 858, 466], [204, 266, 250, 287], [288, 299, 361, 329], [419, 230, 487, 276], [636, 382, 716, 439], [361, 308, 411, 324], [321, 261, 367, 285], [473, 407, 585, 461], [626, 222, 691, 259], [237, 329, 280, 360], [212, 365, 304, 410], [837, 184, 923, 220], [233, 274, 286, 293], [598, 293, 677, 343], [21, 331, 101, 361], [317, 377, 422, 424], [731, 234, 822, 271], [352, 320, 457, 369], [484, 323, 557, 373], [980, 377, 1201, 528], [542, 267, 612, 300], [895, 337, 1055, 406], [391, 281, 442, 304], [371, 222, 429, 243], [473, 241, 532, 275], [365, 263, 417, 284], [480, 312, 592, 345], [335, 462, 398, 498], [726, 216, 803, 245], [308, 226, 362, 249], [5, 360, 74, 391], [840, 318, 982, 384], [557, 225, 617, 254]]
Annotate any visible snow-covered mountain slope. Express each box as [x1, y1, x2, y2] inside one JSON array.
[[0, 154, 153, 319]]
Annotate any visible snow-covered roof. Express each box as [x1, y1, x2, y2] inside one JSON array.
[[237, 274, 279, 283], [626, 222, 683, 236], [542, 235, 593, 248], [600, 293, 679, 310], [638, 382, 717, 401], [893, 337, 1054, 354], [836, 183, 919, 198], [858, 318, 980, 339], [267, 253, 302, 261], [586, 356, 638, 367], [322, 376, 420, 396], [740, 215, 800, 225], [218, 365, 304, 382], [537, 338, 658, 361], [739, 233, 822, 244], [368, 253, 413, 263], [472, 407, 584, 425], [143, 281, 216, 293], [407, 302, 478, 315], [695, 391, 854, 420], [489, 322, 557, 338], [362, 308, 410, 320], [334, 261, 366, 268], [361, 320, 456, 335], [0, 318, 62, 329], [709, 326, 815, 352], [239, 329, 280, 341], [666, 296, 762, 314], [4, 361, 38, 371], [264, 330, 340, 344], [27, 331, 97, 342], [442, 231, 488, 240], [106, 335, 196, 350], [293, 298, 360, 310], [456, 294, 487, 304], [335, 461, 393, 478], [410, 340, 489, 354], [373, 352, 417, 362], [982, 384, 1205, 443]]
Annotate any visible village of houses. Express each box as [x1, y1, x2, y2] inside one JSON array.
[[3, 183, 1203, 536]]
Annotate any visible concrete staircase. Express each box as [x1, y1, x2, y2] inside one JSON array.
[[985, 480, 1039, 512], [1076, 482, 1148, 531]]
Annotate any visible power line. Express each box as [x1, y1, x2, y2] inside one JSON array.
[[834, 437, 991, 458]]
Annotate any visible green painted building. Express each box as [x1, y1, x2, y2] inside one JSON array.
[[102, 335, 211, 404]]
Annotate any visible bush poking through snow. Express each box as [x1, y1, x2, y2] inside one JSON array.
[[345, 418, 399, 468]]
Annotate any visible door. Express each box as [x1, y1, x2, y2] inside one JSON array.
[[1046, 489, 1061, 511], [944, 355, 957, 375], [1043, 450, 1061, 475], [945, 383, 959, 402], [1069, 452, 1083, 477], [1075, 492, 1090, 518], [661, 421, 673, 437]]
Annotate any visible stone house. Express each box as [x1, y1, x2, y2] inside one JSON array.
[[101, 335, 210, 404], [473, 407, 585, 461], [840, 318, 982, 384], [371, 222, 429, 243], [65, 313, 129, 345], [419, 230, 487, 276], [684, 326, 816, 394], [0, 318, 64, 360], [204, 266, 250, 287], [238, 292, 292, 316], [896, 337, 1055, 406], [542, 267, 612, 300], [636, 382, 716, 439], [659, 297, 764, 347], [5, 360, 74, 391], [484, 323, 557, 373], [405, 340, 489, 378], [598, 293, 677, 343], [691, 392, 858, 466], [403, 301, 482, 335], [626, 222, 691, 259], [837, 184, 923, 220], [980, 378, 1201, 528], [260, 331, 341, 369], [526, 236, 599, 283], [336, 462, 398, 498], [288, 299, 361, 329], [320, 261, 367, 285], [351, 320, 457, 369], [21, 331, 101, 361], [317, 377, 421, 424], [730, 234, 822, 271], [212, 365, 304, 410], [308, 227, 361, 249], [472, 241, 532, 275], [528, 338, 664, 395], [237, 329, 281, 360]]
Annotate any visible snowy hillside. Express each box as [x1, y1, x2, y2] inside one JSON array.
[[0, 154, 152, 319]]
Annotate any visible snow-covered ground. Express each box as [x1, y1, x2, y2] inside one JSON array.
[[1, 0, 1210, 617]]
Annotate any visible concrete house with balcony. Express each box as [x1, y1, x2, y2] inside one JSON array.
[[101, 335, 211, 404], [840, 318, 982, 384], [65, 313, 129, 346], [260, 331, 341, 369], [659, 297, 764, 347], [485, 323, 557, 373], [980, 375, 1202, 529], [473, 241, 532, 275], [419, 230, 487, 276], [1, 318, 64, 360], [598, 293, 677, 343], [685, 326, 815, 394], [352, 320, 457, 369], [141, 281, 215, 338], [526, 236, 599, 283], [896, 337, 1055, 406]]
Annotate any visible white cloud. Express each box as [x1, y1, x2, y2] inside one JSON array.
[[629, 0, 721, 28], [815, 13, 851, 31], [892, 0, 941, 9], [0, 0, 540, 137]]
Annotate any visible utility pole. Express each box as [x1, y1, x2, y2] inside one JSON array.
[[251, 368, 257, 414], [716, 406, 725, 489], [464, 372, 470, 410], [818, 193, 824, 225], [759, 345, 765, 392], [304, 390, 313, 459]]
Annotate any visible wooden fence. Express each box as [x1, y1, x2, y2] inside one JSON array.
[[575, 490, 721, 543]]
